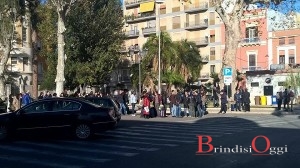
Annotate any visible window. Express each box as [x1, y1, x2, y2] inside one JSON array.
[[279, 38, 285, 45], [53, 101, 81, 111], [172, 16, 180, 29], [172, 7, 180, 12], [210, 65, 215, 74], [288, 37, 295, 44], [210, 47, 215, 56], [279, 55, 285, 64], [23, 57, 29, 71], [278, 82, 286, 86], [22, 25, 27, 43], [251, 82, 259, 87], [23, 101, 53, 113], [38, 62, 43, 74], [209, 12, 215, 25], [210, 35, 215, 43], [92, 99, 114, 108], [289, 55, 295, 64], [160, 8, 166, 14], [245, 26, 258, 39], [11, 57, 17, 65], [249, 54, 256, 67], [195, 14, 200, 23]]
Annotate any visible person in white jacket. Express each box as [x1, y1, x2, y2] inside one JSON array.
[[130, 91, 137, 116]]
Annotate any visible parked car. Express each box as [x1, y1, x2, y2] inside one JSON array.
[[0, 97, 117, 141], [84, 97, 121, 122]]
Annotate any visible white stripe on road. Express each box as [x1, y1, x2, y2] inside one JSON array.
[[0, 154, 82, 168], [99, 139, 179, 147], [0, 145, 111, 163], [60, 140, 159, 152], [15, 141, 138, 157], [141, 124, 254, 131], [115, 128, 221, 137], [130, 126, 235, 135], [97, 132, 194, 143]]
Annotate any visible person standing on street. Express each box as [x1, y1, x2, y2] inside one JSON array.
[[234, 89, 242, 111], [289, 88, 295, 112], [218, 90, 228, 114], [243, 89, 251, 112], [130, 91, 137, 116]]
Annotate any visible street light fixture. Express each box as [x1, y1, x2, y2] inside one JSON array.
[[128, 46, 147, 100], [156, 0, 164, 94]]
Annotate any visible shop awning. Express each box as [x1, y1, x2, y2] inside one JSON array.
[[140, 1, 155, 13]]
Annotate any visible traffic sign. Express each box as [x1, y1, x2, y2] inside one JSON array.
[[224, 76, 232, 84], [223, 67, 232, 76]]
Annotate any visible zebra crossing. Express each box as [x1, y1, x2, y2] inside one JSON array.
[[0, 115, 297, 168]]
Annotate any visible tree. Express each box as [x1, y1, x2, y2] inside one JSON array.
[[212, 0, 296, 96], [0, 0, 19, 99], [36, 2, 57, 90], [64, 0, 124, 90], [142, 32, 203, 90], [50, 0, 77, 95], [285, 72, 300, 96]]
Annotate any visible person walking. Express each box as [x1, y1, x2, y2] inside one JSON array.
[[22, 91, 31, 107], [218, 90, 228, 114], [276, 91, 283, 110], [289, 89, 295, 112]]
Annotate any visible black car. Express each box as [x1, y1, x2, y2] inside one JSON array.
[[0, 97, 117, 141], [84, 97, 121, 122]]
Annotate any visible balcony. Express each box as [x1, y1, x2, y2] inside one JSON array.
[[125, 30, 140, 38], [125, 12, 156, 24], [194, 37, 209, 46], [184, 19, 208, 30], [142, 27, 156, 36], [184, 2, 208, 13], [199, 73, 210, 80], [201, 55, 209, 63], [240, 37, 261, 46], [241, 66, 262, 73], [125, 0, 152, 8], [128, 44, 141, 53]]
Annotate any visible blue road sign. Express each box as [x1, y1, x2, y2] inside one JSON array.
[[223, 67, 232, 76]]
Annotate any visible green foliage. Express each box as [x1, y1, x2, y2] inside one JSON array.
[[162, 71, 185, 87], [210, 72, 220, 83], [285, 72, 300, 94], [142, 32, 204, 87], [64, 0, 125, 89], [36, 3, 57, 90]]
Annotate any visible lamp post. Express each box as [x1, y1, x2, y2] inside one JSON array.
[[156, 0, 164, 94], [129, 46, 147, 100]]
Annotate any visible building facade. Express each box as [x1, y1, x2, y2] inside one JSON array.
[[116, 0, 224, 89], [236, 9, 269, 73], [8, 18, 33, 95]]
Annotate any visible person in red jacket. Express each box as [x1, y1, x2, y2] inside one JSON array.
[[142, 91, 151, 119]]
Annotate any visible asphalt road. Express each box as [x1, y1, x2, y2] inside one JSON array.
[[0, 113, 300, 168]]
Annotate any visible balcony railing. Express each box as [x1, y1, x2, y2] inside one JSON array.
[[125, 30, 139, 38], [200, 73, 210, 79], [184, 19, 208, 30], [194, 37, 209, 46], [125, 12, 156, 23], [125, 0, 153, 8], [240, 37, 261, 45], [242, 66, 262, 72], [184, 2, 209, 13], [142, 27, 156, 36]]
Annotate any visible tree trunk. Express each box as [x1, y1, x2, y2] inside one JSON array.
[[0, 46, 10, 99], [221, 19, 240, 99], [32, 30, 38, 99], [55, 13, 66, 95]]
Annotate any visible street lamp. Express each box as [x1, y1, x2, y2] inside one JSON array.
[[128, 46, 147, 100], [156, 0, 164, 94]]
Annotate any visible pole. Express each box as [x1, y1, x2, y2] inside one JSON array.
[[158, 3, 161, 94], [138, 55, 141, 100]]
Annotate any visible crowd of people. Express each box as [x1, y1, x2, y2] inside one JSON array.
[[276, 86, 295, 112]]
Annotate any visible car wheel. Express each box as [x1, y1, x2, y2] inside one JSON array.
[[75, 124, 92, 140], [0, 125, 8, 141]]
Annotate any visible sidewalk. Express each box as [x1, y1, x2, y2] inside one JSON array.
[[133, 105, 300, 115]]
